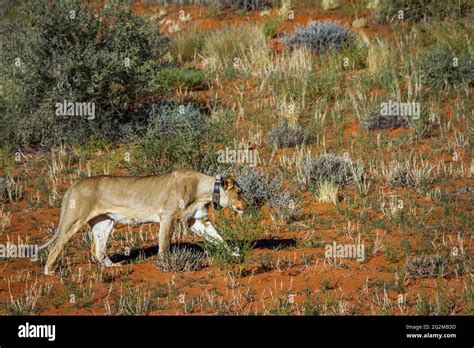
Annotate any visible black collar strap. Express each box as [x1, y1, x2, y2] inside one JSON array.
[[212, 174, 222, 209]]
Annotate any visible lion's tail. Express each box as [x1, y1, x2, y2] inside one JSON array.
[[38, 188, 70, 250]]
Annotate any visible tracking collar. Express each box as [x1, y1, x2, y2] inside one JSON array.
[[212, 174, 222, 209]]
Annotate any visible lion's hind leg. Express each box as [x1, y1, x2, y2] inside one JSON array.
[[44, 217, 87, 275], [90, 216, 119, 267]]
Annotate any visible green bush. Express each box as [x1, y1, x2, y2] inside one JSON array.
[[262, 18, 280, 39], [126, 104, 235, 175], [377, 0, 471, 23], [417, 44, 473, 90], [126, 130, 221, 176], [0, 0, 168, 146], [156, 68, 208, 91], [203, 213, 261, 271]]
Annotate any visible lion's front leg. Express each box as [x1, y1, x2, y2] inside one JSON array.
[[158, 217, 174, 258], [190, 218, 223, 243], [190, 218, 240, 257]]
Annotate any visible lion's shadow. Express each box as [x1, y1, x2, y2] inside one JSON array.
[[110, 238, 297, 264]]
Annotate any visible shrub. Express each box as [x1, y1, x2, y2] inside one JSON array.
[[126, 105, 234, 175], [406, 255, 467, 279], [235, 167, 300, 221], [235, 168, 273, 207], [225, 0, 272, 11], [417, 44, 473, 90], [156, 247, 207, 272], [269, 121, 312, 148], [267, 187, 301, 222], [203, 213, 261, 270], [145, 102, 208, 136], [262, 18, 280, 38], [297, 153, 362, 188], [282, 20, 353, 53], [127, 130, 222, 176], [377, 0, 471, 23], [0, 0, 167, 146], [361, 110, 410, 131]]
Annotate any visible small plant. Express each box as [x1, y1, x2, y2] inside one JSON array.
[[269, 121, 312, 148], [382, 156, 436, 189], [235, 167, 300, 221], [377, 0, 470, 23], [235, 168, 273, 207], [144, 102, 208, 137], [204, 213, 261, 271], [202, 24, 268, 73], [282, 20, 353, 53], [322, 0, 340, 10], [297, 153, 362, 189], [225, 0, 271, 11], [0, 174, 24, 202], [258, 253, 277, 272], [207, 2, 221, 17], [320, 276, 335, 291], [361, 110, 409, 131], [406, 255, 468, 279], [315, 180, 339, 205], [156, 247, 207, 272], [0, 205, 12, 233], [115, 286, 153, 315], [266, 293, 295, 315], [417, 44, 473, 90], [383, 244, 402, 263], [268, 188, 301, 222], [156, 68, 207, 91], [366, 38, 395, 77], [415, 292, 433, 315], [262, 18, 280, 38], [169, 26, 209, 63], [8, 280, 42, 315]]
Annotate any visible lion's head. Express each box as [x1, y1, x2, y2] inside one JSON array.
[[219, 176, 248, 215]]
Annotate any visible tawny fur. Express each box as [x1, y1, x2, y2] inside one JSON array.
[[42, 169, 247, 275]]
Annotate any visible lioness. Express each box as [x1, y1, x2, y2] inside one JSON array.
[[41, 169, 248, 275]]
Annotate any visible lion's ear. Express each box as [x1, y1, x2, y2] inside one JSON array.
[[222, 176, 235, 191]]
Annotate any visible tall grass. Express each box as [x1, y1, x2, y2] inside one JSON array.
[[169, 25, 209, 63], [202, 24, 269, 73]]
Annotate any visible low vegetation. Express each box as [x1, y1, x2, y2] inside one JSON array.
[[0, 0, 471, 316]]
